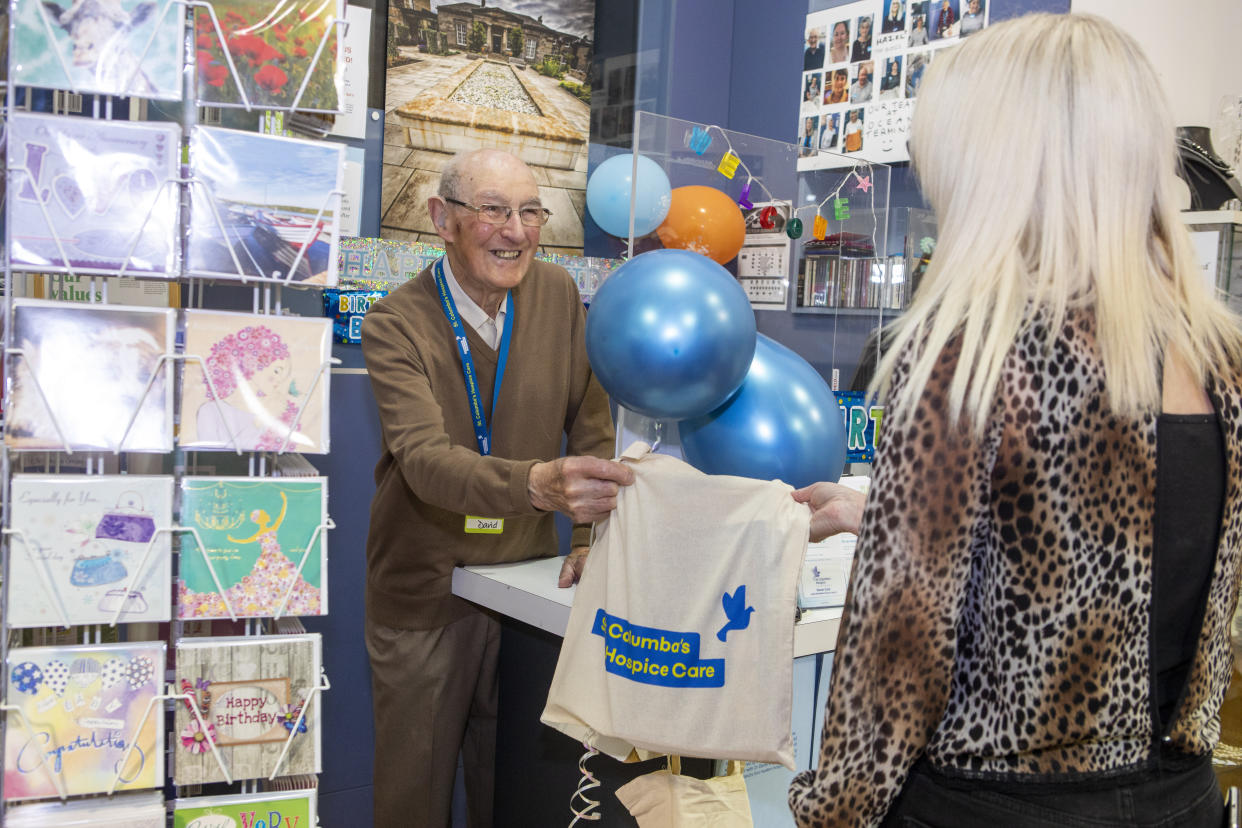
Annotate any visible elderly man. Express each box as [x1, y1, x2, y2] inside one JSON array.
[[849, 61, 874, 103], [361, 148, 632, 827]]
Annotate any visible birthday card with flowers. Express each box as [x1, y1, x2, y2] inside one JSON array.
[[174, 634, 322, 785], [179, 310, 332, 453], [7, 475, 174, 628], [177, 477, 328, 620], [193, 0, 343, 112], [4, 642, 165, 800]]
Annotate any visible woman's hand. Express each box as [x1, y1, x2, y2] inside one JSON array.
[[792, 482, 866, 542]]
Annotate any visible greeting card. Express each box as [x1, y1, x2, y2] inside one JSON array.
[[8, 475, 174, 628], [194, 0, 343, 112], [174, 634, 322, 785], [178, 477, 328, 619], [179, 310, 332, 453], [7, 112, 180, 275], [174, 789, 317, 828], [8, 790, 165, 827], [11, 0, 183, 99], [6, 300, 176, 453], [187, 126, 344, 285], [4, 642, 166, 800]]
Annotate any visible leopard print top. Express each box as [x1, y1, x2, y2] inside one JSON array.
[[788, 311, 1242, 827]]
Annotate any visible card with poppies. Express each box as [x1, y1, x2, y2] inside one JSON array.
[[4, 642, 166, 800], [194, 0, 343, 112], [174, 634, 322, 785]]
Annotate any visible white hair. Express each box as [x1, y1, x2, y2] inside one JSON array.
[[875, 12, 1242, 432]]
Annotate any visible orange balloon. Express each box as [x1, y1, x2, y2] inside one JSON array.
[[655, 185, 746, 265]]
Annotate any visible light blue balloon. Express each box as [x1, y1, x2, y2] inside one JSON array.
[[585, 154, 672, 238], [586, 249, 756, 420], [680, 334, 847, 488]]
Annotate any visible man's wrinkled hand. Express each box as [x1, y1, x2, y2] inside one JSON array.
[[557, 546, 590, 588], [528, 456, 634, 524]]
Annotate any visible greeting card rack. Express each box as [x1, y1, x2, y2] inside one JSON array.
[[0, 0, 349, 820]]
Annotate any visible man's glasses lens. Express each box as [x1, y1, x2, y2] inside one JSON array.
[[448, 198, 551, 226]]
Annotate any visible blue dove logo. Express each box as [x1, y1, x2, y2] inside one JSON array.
[[717, 585, 754, 642]]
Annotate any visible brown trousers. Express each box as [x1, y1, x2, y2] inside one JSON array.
[[366, 607, 501, 828]]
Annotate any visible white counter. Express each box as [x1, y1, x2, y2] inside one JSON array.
[[452, 556, 842, 657]]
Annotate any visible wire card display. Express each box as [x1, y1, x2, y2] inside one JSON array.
[[178, 476, 329, 619], [179, 310, 332, 453], [7, 113, 181, 277], [5, 301, 176, 453], [187, 126, 344, 285], [174, 634, 323, 785], [11, 0, 184, 99], [7, 475, 174, 628], [4, 642, 166, 800]]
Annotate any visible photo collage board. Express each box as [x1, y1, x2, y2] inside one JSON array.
[[797, 0, 991, 169]]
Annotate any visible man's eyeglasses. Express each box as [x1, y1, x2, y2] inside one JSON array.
[[445, 197, 552, 227]]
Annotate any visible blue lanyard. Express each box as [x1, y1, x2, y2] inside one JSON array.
[[433, 258, 514, 456]]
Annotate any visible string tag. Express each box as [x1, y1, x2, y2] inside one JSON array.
[[689, 127, 712, 155], [717, 152, 741, 179], [737, 180, 753, 209], [833, 198, 851, 221], [812, 214, 828, 240]]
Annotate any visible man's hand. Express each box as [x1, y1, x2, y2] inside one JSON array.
[[557, 546, 590, 588], [791, 482, 866, 543], [528, 456, 634, 524]]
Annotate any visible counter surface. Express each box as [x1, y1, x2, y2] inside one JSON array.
[[452, 556, 842, 657]]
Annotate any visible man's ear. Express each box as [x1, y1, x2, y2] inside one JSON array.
[[428, 196, 455, 243]]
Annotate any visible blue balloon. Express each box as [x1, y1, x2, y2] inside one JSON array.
[[680, 334, 847, 488], [586, 249, 756, 420], [586, 154, 672, 238]]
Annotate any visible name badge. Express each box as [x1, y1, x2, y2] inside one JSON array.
[[465, 516, 504, 534]]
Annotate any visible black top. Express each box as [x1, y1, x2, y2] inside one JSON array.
[[1152, 413, 1226, 733]]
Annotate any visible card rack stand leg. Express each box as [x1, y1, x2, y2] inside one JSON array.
[[281, 189, 346, 285], [2, 350, 77, 454], [117, 352, 244, 455], [114, 175, 192, 279], [108, 525, 239, 627], [1, 529, 72, 629], [267, 671, 330, 780], [276, 356, 341, 454], [272, 518, 335, 620], [286, 15, 350, 113]]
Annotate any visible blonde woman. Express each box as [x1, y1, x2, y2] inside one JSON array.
[[788, 13, 1242, 828]]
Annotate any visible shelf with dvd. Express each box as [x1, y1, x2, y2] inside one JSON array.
[[0, 2, 340, 818]]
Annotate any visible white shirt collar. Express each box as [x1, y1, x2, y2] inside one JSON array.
[[441, 255, 508, 350]]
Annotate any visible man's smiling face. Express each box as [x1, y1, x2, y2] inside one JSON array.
[[433, 150, 542, 313]]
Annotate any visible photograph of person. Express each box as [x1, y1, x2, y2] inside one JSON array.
[[799, 114, 820, 157], [842, 108, 864, 153], [851, 15, 873, 62], [803, 71, 823, 106], [905, 50, 931, 97], [932, 0, 959, 40], [879, 56, 903, 100], [909, 4, 930, 46], [849, 61, 874, 104], [828, 20, 850, 64], [804, 25, 826, 71], [882, 0, 906, 34], [789, 13, 1242, 828], [960, 0, 986, 35], [819, 113, 840, 150], [824, 68, 850, 104]]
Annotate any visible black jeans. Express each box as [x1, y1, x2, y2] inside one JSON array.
[[881, 757, 1224, 828]]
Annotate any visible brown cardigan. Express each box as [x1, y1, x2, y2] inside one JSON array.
[[360, 259, 615, 629]]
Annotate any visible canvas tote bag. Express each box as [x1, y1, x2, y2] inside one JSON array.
[[541, 442, 810, 769], [615, 757, 753, 827]]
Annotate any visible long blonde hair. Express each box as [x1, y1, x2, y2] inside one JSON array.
[[875, 13, 1242, 433]]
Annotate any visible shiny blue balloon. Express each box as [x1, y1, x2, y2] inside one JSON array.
[[586, 249, 756, 420], [679, 334, 847, 488], [585, 153, 672, 238]]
